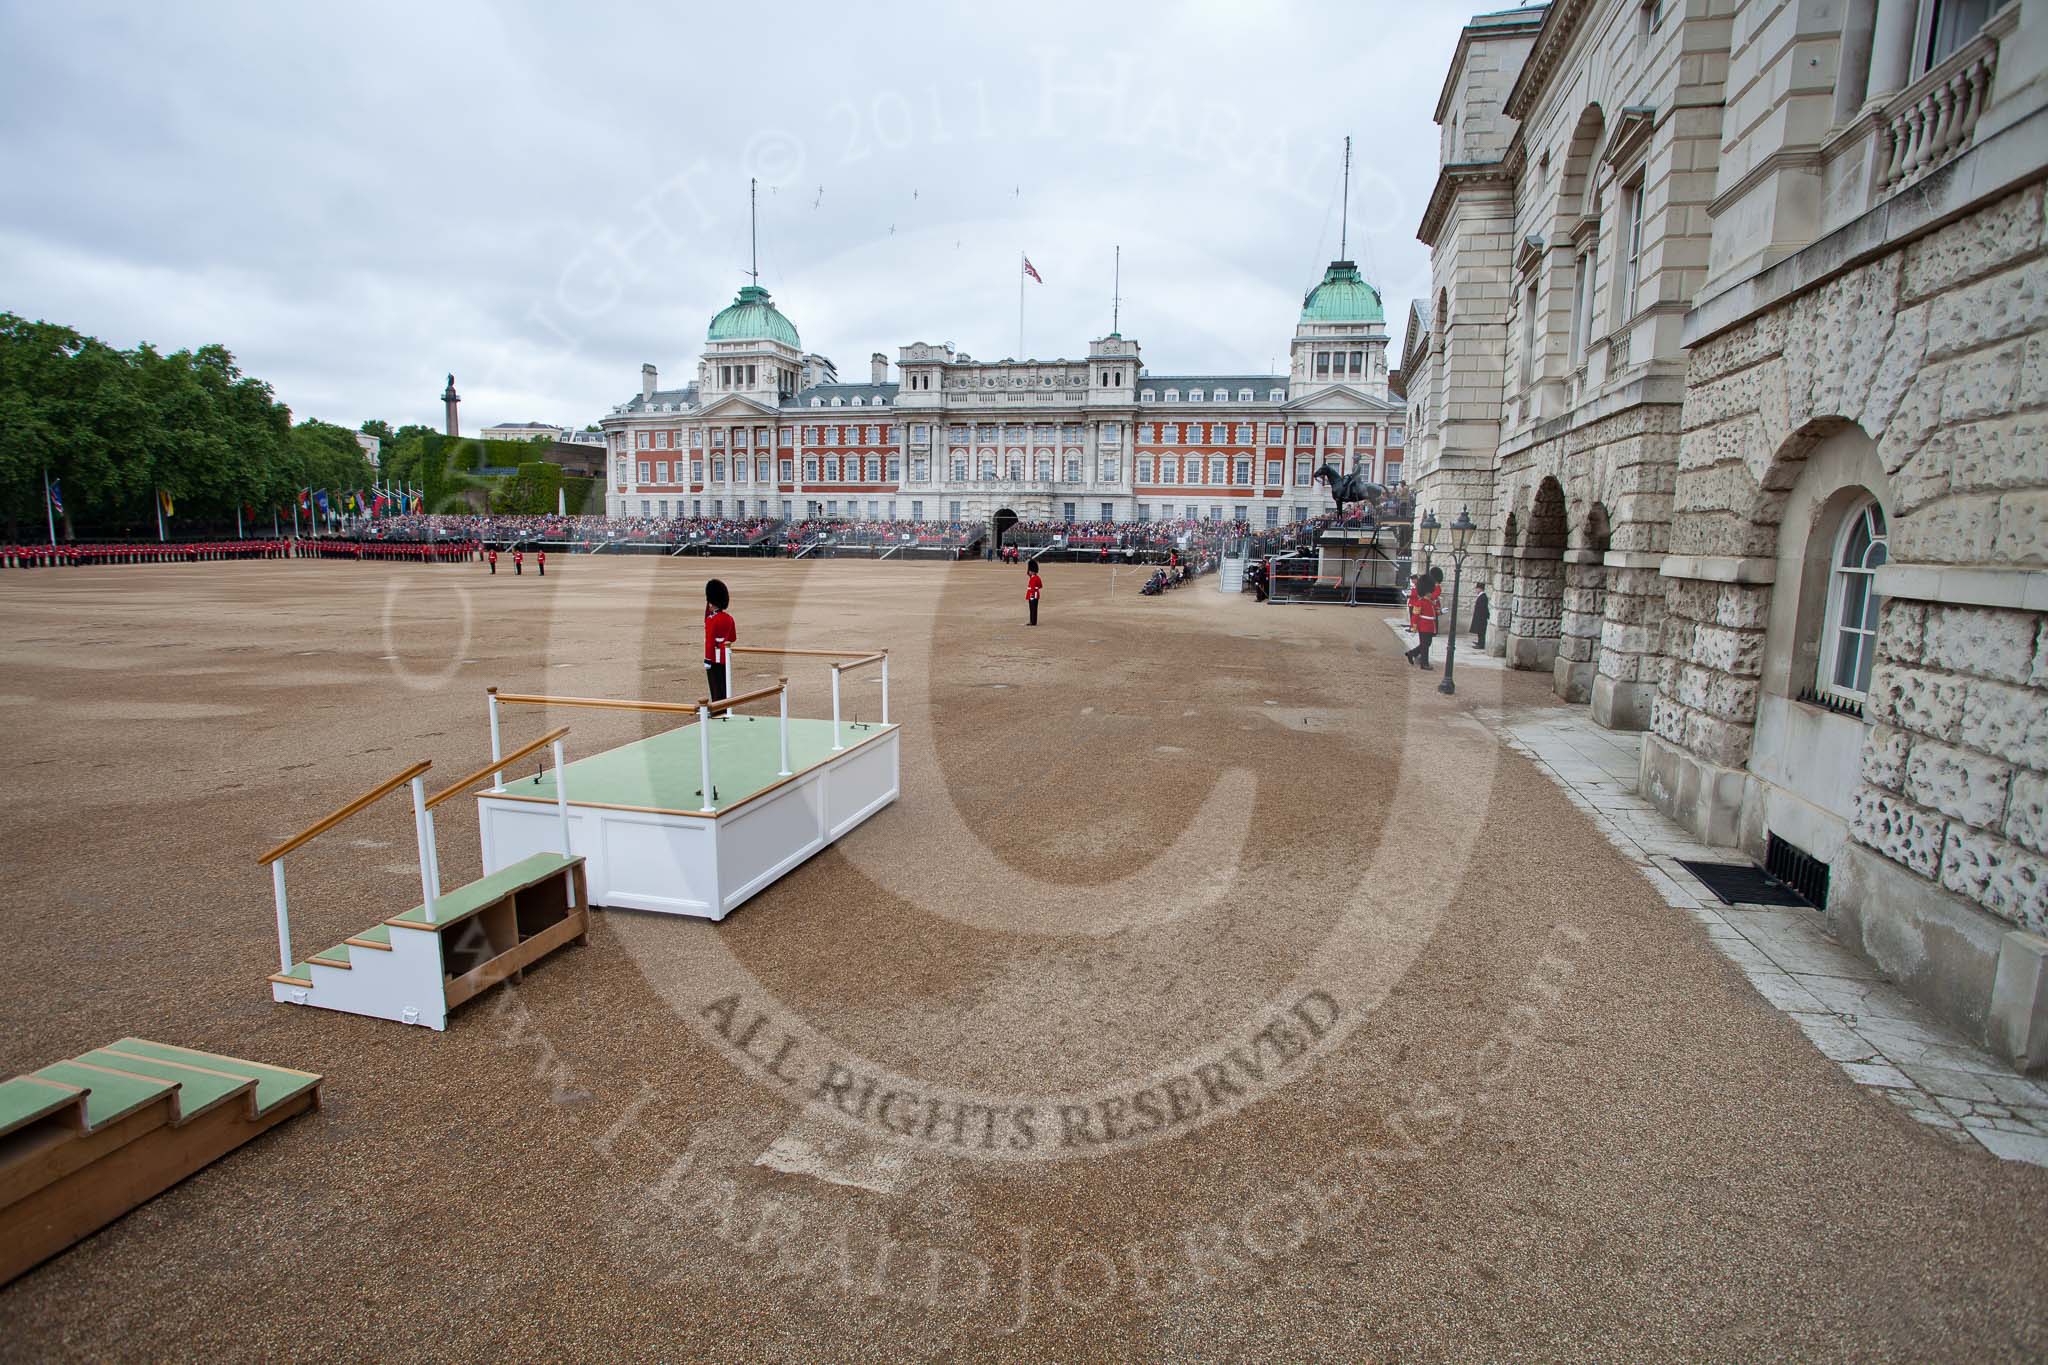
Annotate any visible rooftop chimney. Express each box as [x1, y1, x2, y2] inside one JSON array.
[[641, 363, 658, 402], [870, 352, 888, 385]]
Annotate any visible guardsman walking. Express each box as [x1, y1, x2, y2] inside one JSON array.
[[513, 548, 524, 575], [537, 549, 546, 577], [487, 547, 498, 575], [704, 578, 737, 704], [1025, 561, 1043, 626]]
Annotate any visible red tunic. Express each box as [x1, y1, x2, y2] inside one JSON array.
[[704, 608, 737, 664], [1025, 573, 1042, 602]]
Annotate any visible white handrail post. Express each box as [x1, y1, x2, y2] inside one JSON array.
[[271, 859, 292, 973], [410, 776, 438, 922], [777, 680, 792, 776], [488, 688, 504, 787], [831, 666, 844, 751], [880, 652, 890, 725], [698, 704, 715, 811], [551, 738, 572, 855], [724, 653, 733, 704], [423, 808, 443, 898]]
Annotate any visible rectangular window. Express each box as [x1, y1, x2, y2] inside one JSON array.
[[1925, 0, 1995, 72], [1386, 461, 1403, 484], [1209, 457, 1225, 484], [1162, 457, 1178, 484], [692, 459, 704, 482], [1101, 502, 1115, 521], [1099, 458, 1119, 482], [950, 500, 962, 520], [1137, 503, 1151, 521], [868, 500, 880, 519], [888, 457, 901, 481], [780, 426, 794, 447], [1265, 506, 1279, 527], [641, 499, 651, 516], [1138, 456, 1155, 482], [636, 432, 649, 450], [1315, 353, 1331, 377], [911, 500, 923, 520], [637, 461, 650, 482], [1327, 423, 1346, 445], [1266, 460, 1282, 485], [826, 457, 841, 481], [1293, 505, 1307, 522], [1296, 423, 1314, 445], [782, 499, 793, 518], [1234, 458, 1250, 484], [1389, 426, 1405, 446], [1062, 502, 1076, 523], [804, 458, 819, 481], [1267, 423, 1284, 444], [691, 430, 704, 448], [1521, 280, 1539, 391], [655, 461, 670, 483], [1619, 176, 1645, 323], [711, 458, 725, 482], [1293, 458, 1311, 486], [710, 429, 724, 447], [655, 431, 669, 449], [1161, 504, 1174, 520], [1209, 505, 1222, 521], [779, 459, 793, 482]]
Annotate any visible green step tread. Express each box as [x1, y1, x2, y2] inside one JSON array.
[[273, 962, 314, 986], [108, 1039, 319, 1114], [388, 851, 579, 930], [82, 1048, 252, 1119], [34, 1059, 176, 1131], [312, 943, 350, 967], [0, 1074, 85, 1138], [346, 924, 392, 949]]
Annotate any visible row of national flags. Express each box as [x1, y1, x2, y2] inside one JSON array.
[[38, 480, 424, 519]]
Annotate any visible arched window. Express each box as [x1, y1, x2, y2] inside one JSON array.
[[1821, 498, 1887, 700]]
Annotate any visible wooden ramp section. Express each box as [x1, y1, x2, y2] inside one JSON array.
[[268, 851, 589, 1030], [0, 1039, 321, 1286]]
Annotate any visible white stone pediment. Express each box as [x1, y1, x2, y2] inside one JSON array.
[[692, 394, 779, 419], [1281, 386, 1398, 413]]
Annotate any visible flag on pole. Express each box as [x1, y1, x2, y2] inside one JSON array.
[[47, 479, 62, 515], [315, 490, 330, 517], [1022, 256, 1043, 284], [299, 488, 311, 511], [158, 489, 175, 517]]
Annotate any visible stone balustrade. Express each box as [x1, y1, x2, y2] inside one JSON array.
[[1879, 25, 2002, 193]]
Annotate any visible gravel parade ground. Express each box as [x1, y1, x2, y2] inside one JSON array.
[[2, 556, 2045, 1362]]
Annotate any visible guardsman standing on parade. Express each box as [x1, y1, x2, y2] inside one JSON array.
[[513, 548, 523, 575], [704, 579, 737, 704], [537, 549, 546, 577], [487, 547, 498, 575], [1026, 560, 1043, 626]]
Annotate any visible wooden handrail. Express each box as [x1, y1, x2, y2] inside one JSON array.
[[727, 646, 886, 659], [427, 726, 569, 809], [259, 760, 432, 865], [693, 679, 786, 715], [832, 652, 887, 674], [491, 691, 702, 715]]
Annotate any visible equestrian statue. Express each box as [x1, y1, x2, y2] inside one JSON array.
[[1312, 464, 1386, 522]]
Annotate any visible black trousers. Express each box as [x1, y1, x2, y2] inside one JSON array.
[[1474, 623, 1487, 649], [1028, 598, 1038, 625], [705, 659, 727, 704], [1415, 630, 1435, 667]]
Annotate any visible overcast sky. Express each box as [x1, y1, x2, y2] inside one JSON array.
[[0, 1, 1469, 433]]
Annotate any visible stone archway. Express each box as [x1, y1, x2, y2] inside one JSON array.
[[1489, 511, 1519, 656], [1507, 478, 1567, 671], [1555, 501, 1611, 703]]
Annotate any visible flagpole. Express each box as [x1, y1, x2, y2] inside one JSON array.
[[237, 503, 243, 540], [1018, 251, 1026, 359], [156, 490, 165, 542], [42, 468, 55, 546]]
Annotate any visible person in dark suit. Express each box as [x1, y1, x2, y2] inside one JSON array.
[[1472, 583, 1490, 650]]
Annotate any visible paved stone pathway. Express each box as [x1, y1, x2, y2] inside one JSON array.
[[1481, 697, 2048, 1166]]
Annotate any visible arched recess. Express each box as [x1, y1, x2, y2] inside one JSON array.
[[1756, 419, 1892, 703], [1508, 477, 1568, 672], [1555, 501, 1613, 704], [1553, 105, 1607, 238]]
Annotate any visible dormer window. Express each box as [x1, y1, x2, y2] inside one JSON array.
[[1269, 388, 1285, 401], [810, 398, 822, 407], [1189, 389, 1204, 401], [1238, 388, 1253, 401], [1142, 389, 1154, 401], [1165, 389, 1179, 402]]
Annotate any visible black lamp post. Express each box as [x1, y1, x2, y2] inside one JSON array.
[[1432, 507, 1476, 696]]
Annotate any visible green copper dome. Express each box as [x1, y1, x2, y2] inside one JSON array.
[[707, 284, 800, 347], [1300, 261, 1384, 325]]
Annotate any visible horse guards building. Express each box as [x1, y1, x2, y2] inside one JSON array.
[[598, 272, 1407, 533], [1408, 0, 2048, 1067]]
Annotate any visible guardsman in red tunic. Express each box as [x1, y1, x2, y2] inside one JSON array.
[[1025, 562, 1042, 626], [513, 548, 523, 575], [488, 548, 498, 575], [537, 549, 546, 577], [704, 578, 737, 705]]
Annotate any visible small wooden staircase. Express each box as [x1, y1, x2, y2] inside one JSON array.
[[0, 1038, 322, 1286], [269, 851, 588, 1031]]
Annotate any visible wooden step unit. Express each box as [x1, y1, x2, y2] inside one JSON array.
[[0, 1039, 321, 1286]]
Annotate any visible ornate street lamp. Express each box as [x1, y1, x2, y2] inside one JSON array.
[[1437, 508, 1476, 696]]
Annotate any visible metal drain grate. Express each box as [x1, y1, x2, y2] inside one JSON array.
[[1675, 859, 1816, 908]]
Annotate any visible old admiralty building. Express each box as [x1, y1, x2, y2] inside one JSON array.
[[598, 260, 1406, 526]]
